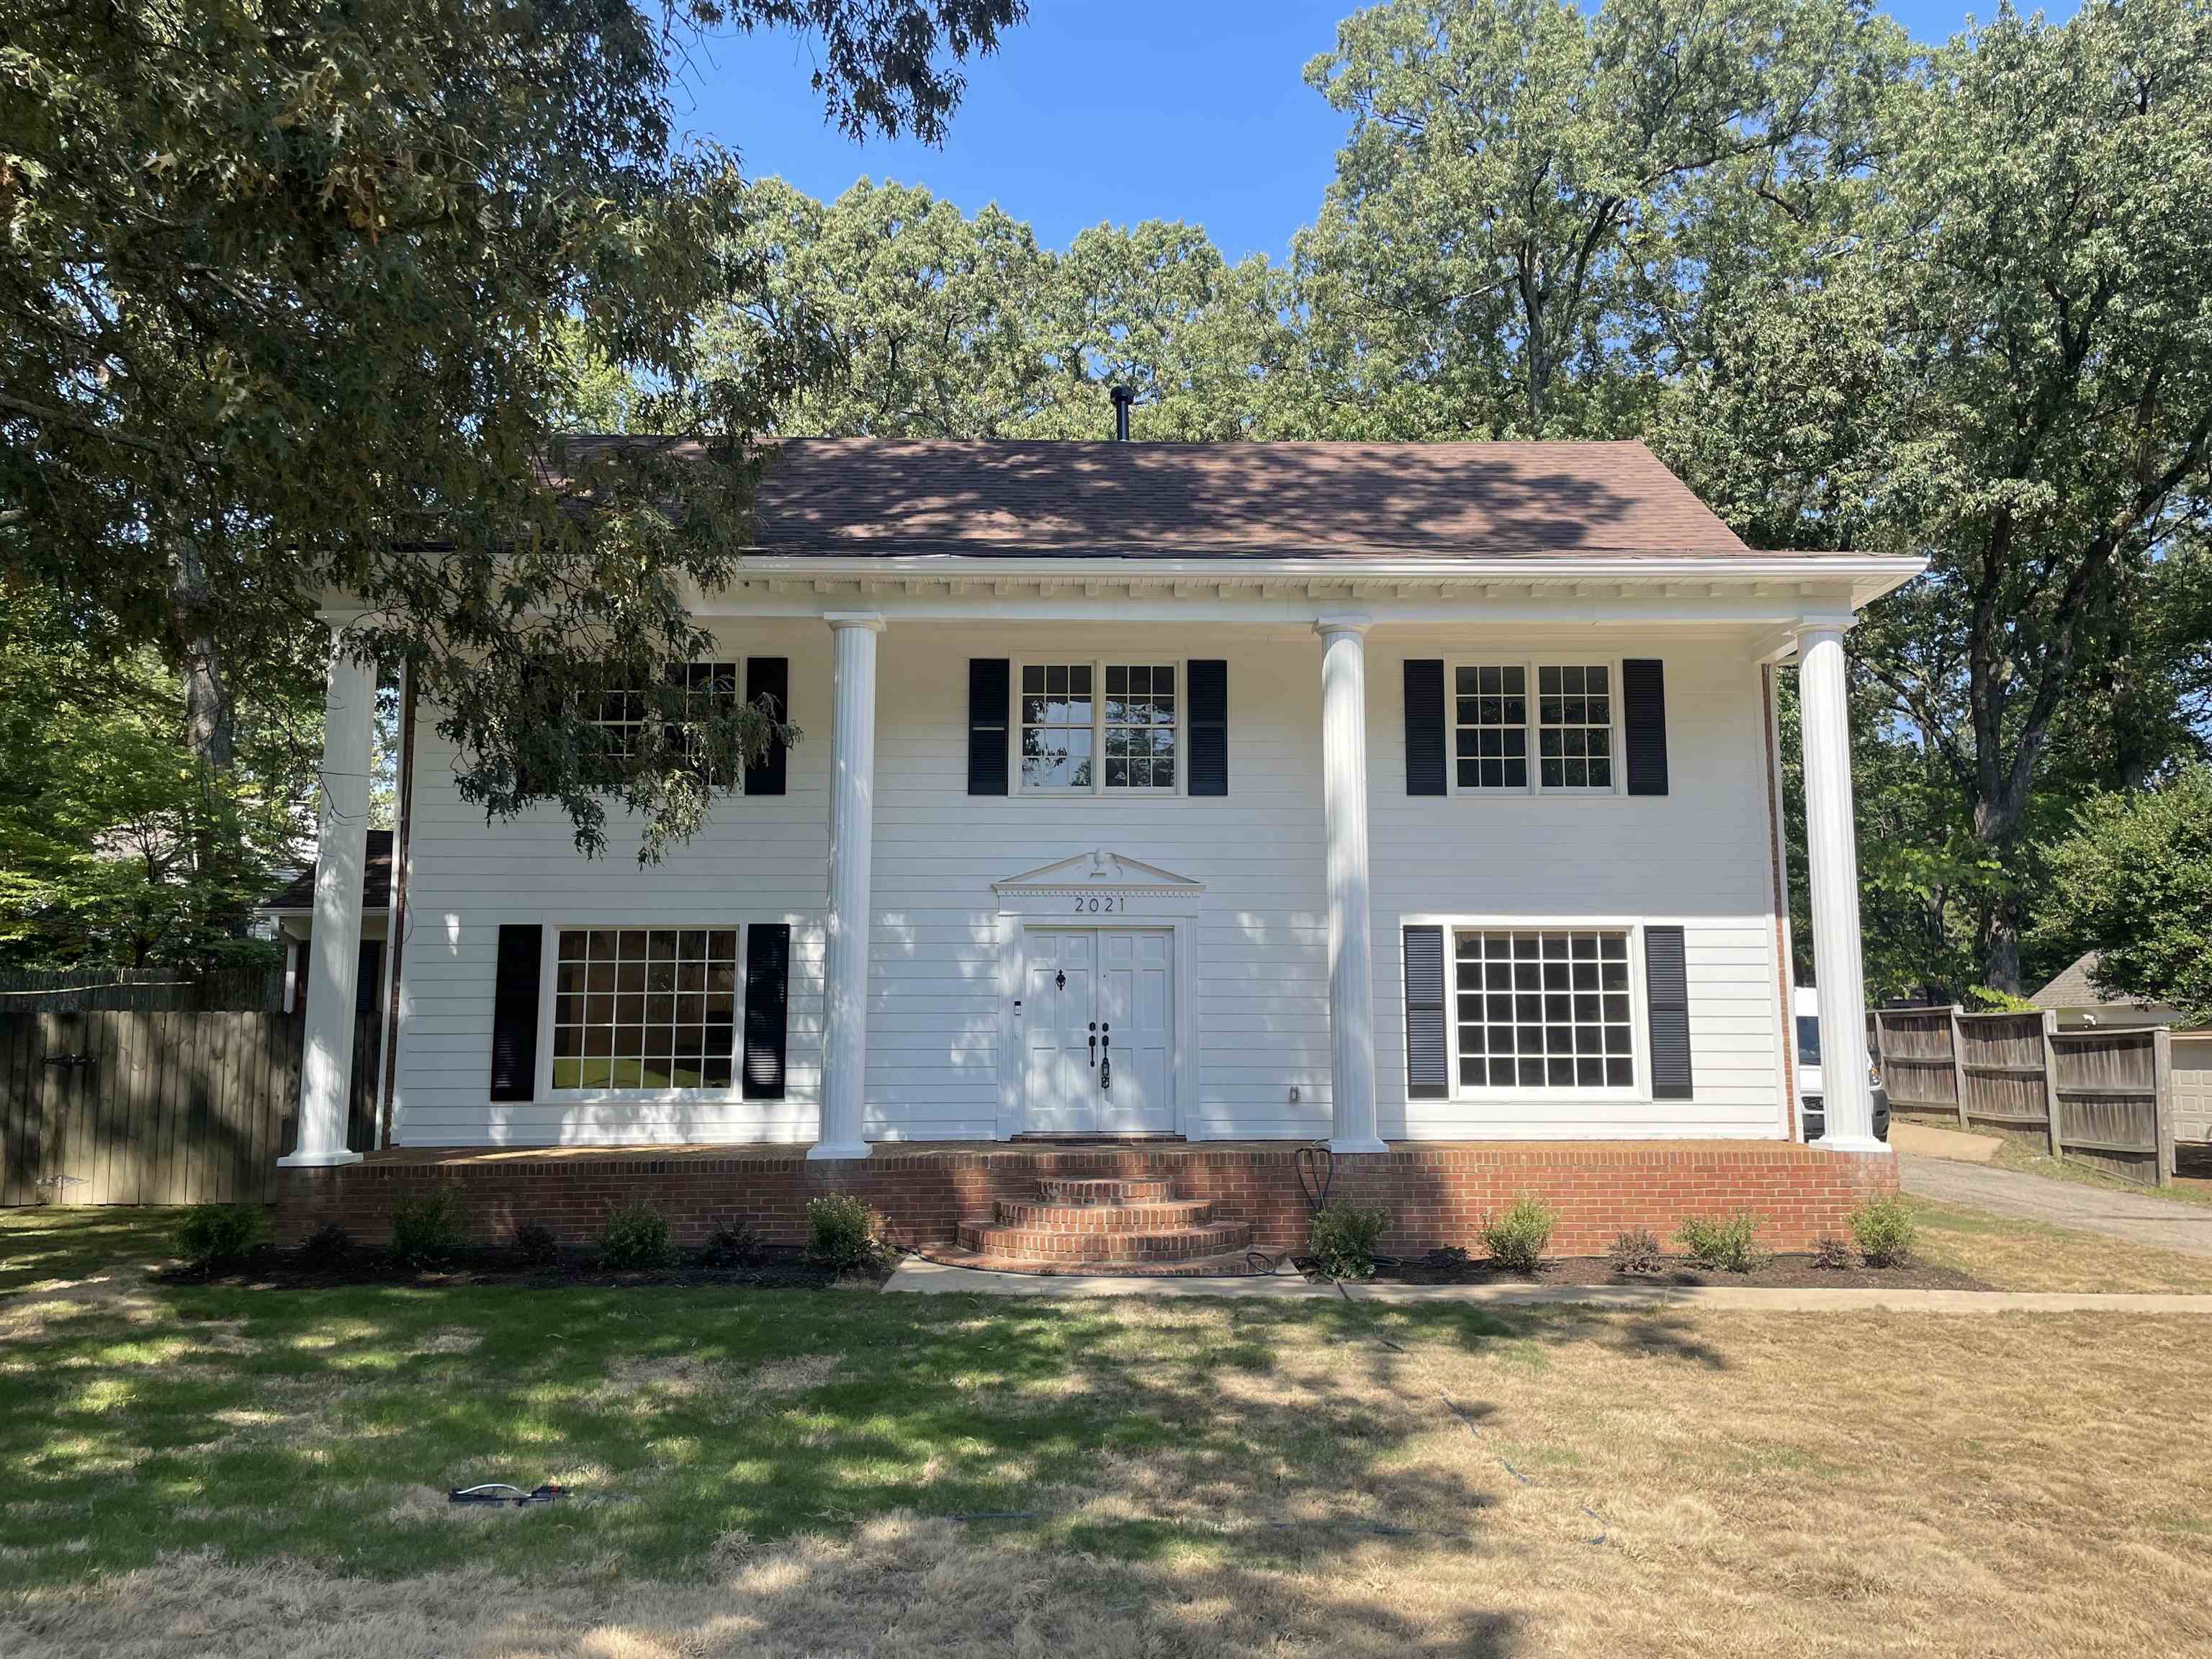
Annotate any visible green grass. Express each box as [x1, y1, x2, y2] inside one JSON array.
[[0, 1208, 1515, 1590], [0, 1208, 179, 1297]]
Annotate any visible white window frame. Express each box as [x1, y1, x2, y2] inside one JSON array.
[[1403, 914, 1651, 1103], [536, 921, 747, 1104], [1010, 657, 1189, 799], [1444, 657, 1626, 798], [577, 660, 749, 792]]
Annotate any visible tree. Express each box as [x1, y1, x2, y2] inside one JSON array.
[[1298, 0, 1900, 436], [2, 0, 1022, 861], [2034, 768, 2212, 1023]]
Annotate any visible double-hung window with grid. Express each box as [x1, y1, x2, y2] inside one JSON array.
[[1450, 662, 1617, 793], [1019, 662, 1178, 794]]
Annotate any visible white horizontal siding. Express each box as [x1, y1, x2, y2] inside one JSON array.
[[392, 616, 1790, 1146]]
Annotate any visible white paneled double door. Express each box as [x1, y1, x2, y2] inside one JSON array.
[[1023, 930, 1175, 1134]]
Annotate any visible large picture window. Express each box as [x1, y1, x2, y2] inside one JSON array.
[[1453, 929, 1634, 1089], [550, 927, 738, 1091], [1019, 661, 1179, 794]]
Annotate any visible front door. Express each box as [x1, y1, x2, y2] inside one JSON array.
[[1024, 929, 1174, 1133]]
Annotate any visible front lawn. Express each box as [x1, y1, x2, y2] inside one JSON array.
[[4, 1208, 2211, 1656]]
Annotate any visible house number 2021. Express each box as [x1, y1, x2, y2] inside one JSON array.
[[1072, 895, 1125, 912]]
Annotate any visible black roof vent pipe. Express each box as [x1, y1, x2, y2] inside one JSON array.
[[1110, 385, 1135, 441]]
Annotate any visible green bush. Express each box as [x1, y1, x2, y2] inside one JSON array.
[[389, 1187, 464, 1265], [1674, 1210, 1767, 1274], [700, 1220, 767, 1269], [175, 1203, 269, 1267], [1849, 1192, 1917, 1268], [1306, 1200, 1390, 1280], [1477, 1193, 1556, 1273], [805, 1194, 876, 1272], [1607, 1228, 1665, 1275], [599, 1200, 673, 1270], [512, 1221, 562, 1269]]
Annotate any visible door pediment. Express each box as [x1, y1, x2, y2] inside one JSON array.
[[993, 850, 1205, 899]]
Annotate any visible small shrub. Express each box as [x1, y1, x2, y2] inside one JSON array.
[[513, 1222, 562, 1269], [1477, 1193, 1556, 1273], [1306, 1200, 1390, 1280], [1811, 1233, 1856, 1271], [700, 1221, 767, 1269], [175, 1204, 269, 1268], [1674, 1210, 1767, 1274], [1608, 1228, 1665, 1275], [1849, 1192, 1917, 1268], [299, 1221, 353, 1269], [389, 1187, 464, 1265], [806, 1194, 877, 1272], [599, 1200, 673, 1270]]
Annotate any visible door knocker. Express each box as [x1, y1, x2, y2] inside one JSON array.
[[1099, 1022, 1112, 1092]]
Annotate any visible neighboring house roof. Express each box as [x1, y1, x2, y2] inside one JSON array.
[[261, 830, 394, 914], [2029, 950, 2177, 1019], [567, 436, 1771, 561]]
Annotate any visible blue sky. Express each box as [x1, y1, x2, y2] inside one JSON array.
[[678, 2, 2059, 264]]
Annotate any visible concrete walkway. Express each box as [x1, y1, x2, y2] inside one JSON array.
[[884, 1256, 2212, 1313], [1899, 1152, 2212, 1259]]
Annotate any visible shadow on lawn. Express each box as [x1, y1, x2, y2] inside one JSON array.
[[0, 1272, 1727, 1655]]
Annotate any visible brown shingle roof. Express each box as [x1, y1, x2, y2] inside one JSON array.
[[264, 830, 392, 912], [742, 439, 1750, 559]]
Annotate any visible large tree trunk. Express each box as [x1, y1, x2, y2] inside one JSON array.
[[1981, 891, 2024, 997], [168, 538, 234, 770]]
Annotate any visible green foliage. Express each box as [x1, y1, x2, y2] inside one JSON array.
[[388, 1188, 465, 1267], [174, 1204, 269, 1268], [1674, 1211, 1767, 1274], [804, 1194, 877, 1272], [1848, 1193, 1917, 1269], [2033, 767, 2212, 1023], [1607, 1228, 1665, 1275], [1306, 1200, 1390, 1280], [512, 1223, 563, 1269], [1962, 986, 2038, 1015], [299, 1223, 354, 1270], [598, 1201, 673, 1271], [3, 0, 1020, 862], [1477, 1194, 1556, 1272]]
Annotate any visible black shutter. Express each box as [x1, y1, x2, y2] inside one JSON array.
[[742, 922, 791, 1100], [1403, 925, 1449, 1100], [967, 659, 1010, 796], [1644, 925, 1693, 1100], [1404, 660, 1446, 796], [744, 657, 788, 796], [489, 924, 542, 1102], [1623, 658, 1668, 796], [1187, 659, 1228, 796]]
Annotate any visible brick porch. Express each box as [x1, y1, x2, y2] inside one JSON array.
[[273, 1138, 1899, 1259]]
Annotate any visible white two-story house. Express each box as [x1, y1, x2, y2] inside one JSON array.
[[274, 436, 1917, 1262]]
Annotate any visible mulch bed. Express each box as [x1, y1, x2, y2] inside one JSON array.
[[156, 1243, 896, 1292], [1356, 1249, 1987, 1291]]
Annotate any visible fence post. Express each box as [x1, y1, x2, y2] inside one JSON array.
[[1870, 1010, 1889, 1104], [1948, 1005, 1970, 1130], [2153, 1025, 2176, 1187], [2041, 1010, 2063, 1159]]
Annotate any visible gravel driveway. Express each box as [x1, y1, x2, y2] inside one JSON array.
[[1900, 1154, 2212, 1259]]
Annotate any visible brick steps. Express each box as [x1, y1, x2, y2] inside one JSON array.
[[918, 1244, 1263, 1278], [953, 1172, 1252, 1268]]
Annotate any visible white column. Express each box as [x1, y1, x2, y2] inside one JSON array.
[[281, 629, 374, 1167], [1797, 624, 1887, 1154], [1316, 616, 1385, 1154], [813, 613, 884, 1160]]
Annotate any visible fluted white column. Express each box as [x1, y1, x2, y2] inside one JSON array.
[[282, 629, 374, 1167], [1797, 624, 1886, 1154], [1317, 616, 1385, 1154], [813, 613, 884, 1160]]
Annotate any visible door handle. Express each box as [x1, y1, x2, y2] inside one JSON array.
[[1100, 1024, 1111, 1092], [1087, 1022, 1096, 1069]]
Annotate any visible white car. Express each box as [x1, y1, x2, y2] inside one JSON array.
[[1794, 985, 1889, 1143]]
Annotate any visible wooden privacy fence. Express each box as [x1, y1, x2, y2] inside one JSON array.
[[1874, 1005, 2179, 1187], [0, 1011, 303, 1206]]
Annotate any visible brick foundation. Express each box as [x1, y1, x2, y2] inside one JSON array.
[[274, 1138, 1899, 1259]]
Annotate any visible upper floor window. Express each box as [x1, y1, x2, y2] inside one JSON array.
[[1448, 660, 1619, 795], [1020, 661, 1177, 794], [583, 661, 742, 781]]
